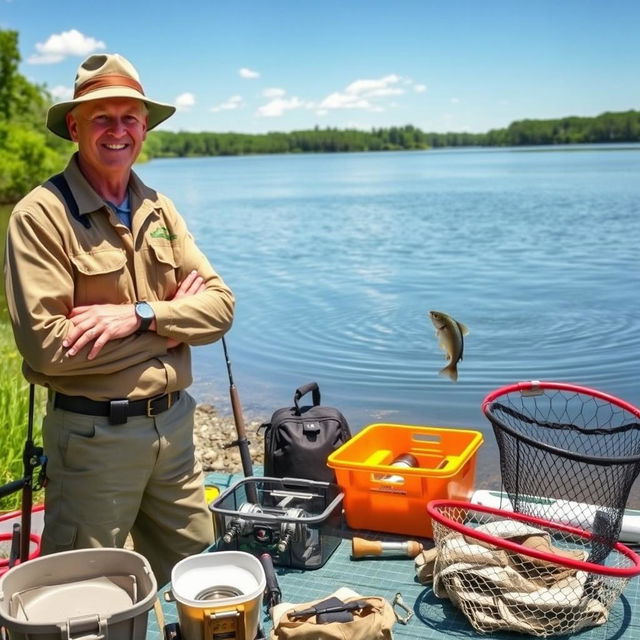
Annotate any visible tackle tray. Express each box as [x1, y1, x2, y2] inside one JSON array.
[[210, 477, 344, 570], [327, 423, 483, 537]]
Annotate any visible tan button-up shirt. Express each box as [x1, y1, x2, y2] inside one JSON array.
[[4, 154, 235, 400]]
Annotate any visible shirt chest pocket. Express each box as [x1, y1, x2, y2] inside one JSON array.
[[144, 242, 179, 300], [70, 249, 128, 305]]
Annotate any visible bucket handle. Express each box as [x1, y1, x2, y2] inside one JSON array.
[[60, 614, 107, 640]]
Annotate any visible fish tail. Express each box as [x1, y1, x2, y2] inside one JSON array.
[[438, 362, 458, 383]]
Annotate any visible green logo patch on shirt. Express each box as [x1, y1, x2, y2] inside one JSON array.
[[150, 226, 178, 241]]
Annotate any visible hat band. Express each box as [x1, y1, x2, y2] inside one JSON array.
[[74, 74, 145, 99]]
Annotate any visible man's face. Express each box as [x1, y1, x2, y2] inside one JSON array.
[[66, 98, 148, 174]]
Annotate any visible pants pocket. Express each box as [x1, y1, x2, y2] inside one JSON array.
[[41, 520, 77, 555]]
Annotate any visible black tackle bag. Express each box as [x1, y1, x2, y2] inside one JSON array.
[[262, 382, 352, 483]]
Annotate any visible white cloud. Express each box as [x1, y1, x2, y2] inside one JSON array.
[[28, 29, 105, 64], [318, 92, 372, 111], [263, 87, 285, 98], [318, 74, 405, 113], [363, 87, 404, 98], [345, 74, 402, 95], [175, 92, 196, 111], [253, 73, 424, 118], [49, 84, 73, 101], [239, 67, 260, 79], [257, 96, 306, 118], [211, 95, 244, 112], [450, 97, 460, 104]]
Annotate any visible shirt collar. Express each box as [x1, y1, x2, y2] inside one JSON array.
[[62, 154, 107, 216], [62, 153, 160, 220]]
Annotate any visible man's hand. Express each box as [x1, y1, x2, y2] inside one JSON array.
[[64, 271, 206, 358], [165, 270, 205, 348], [171, 270, 205, 300], [64, 303, 138, 360]]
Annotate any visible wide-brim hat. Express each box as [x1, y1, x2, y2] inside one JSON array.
[[46, 53, 176, 140]]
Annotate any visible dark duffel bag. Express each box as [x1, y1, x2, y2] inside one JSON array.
[[262, 382, 351, 483]]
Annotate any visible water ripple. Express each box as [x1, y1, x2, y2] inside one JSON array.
[[137, 149, 640, 433]]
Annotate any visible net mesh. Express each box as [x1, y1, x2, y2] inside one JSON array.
[[429, 501, 639, 637], [483, 384, 640, 560]]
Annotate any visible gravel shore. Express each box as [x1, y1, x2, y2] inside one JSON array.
[[193, 403, 265, 472]]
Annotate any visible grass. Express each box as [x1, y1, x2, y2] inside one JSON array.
[[0, 206, 46, 511]]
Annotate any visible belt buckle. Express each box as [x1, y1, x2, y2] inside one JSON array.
[[146, 393, 172, 418]]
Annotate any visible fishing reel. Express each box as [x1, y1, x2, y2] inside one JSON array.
[[222, 502, 264, 544], [276, 508, 307, 553], [221, 503, 312, 554]]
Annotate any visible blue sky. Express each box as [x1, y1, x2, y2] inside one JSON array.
[[2, 0, 639, 134]]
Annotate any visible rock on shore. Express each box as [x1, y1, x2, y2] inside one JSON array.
[[193, 404, 265, 472]]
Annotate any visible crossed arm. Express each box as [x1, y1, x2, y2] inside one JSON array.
[[64, 270, 205, 360], [6, 206, 234, 378]]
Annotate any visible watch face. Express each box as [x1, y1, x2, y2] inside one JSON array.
[[136, 302, 154, 320], [135, 301, 154, 330]]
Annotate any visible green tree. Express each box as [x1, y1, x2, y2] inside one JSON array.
[[0, 123, 60, 203], [0, 30, 20, 121], [0, 29, 67, 203]]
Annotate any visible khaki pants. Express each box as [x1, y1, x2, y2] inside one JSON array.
[[41, 390, 214, 587]]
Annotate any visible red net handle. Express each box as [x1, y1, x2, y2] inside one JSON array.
[[427, 499, 640, 578], [481, 380, 640, 419]]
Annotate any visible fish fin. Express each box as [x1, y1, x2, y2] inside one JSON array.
[[457, 321, 469, 336], [438, 362, 458, 383]]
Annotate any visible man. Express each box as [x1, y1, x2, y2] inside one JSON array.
[[3, 53, 235, 585]]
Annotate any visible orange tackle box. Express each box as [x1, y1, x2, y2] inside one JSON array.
[[327, 423, 483, 537]]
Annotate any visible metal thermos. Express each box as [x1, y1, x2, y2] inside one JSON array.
[[383, 453, 419, 483]]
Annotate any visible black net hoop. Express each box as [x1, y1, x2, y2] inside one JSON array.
[[482, 381, 640, 561]]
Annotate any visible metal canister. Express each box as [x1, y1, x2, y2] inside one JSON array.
[[383, 453, 419, 483]]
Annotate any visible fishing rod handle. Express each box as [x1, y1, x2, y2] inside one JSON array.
[[259, 553, 282, 609], [229, 386, 248, 437], [351, 536, 423, 558]]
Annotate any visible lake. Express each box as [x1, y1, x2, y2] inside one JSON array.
[[3, 144, 639, 493], [136, 145, 640, 490]]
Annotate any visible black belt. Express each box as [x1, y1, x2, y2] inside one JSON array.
[[54, 391, 180, 425]]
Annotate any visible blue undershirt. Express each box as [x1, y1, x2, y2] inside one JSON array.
[[106, 192, 131, 228]]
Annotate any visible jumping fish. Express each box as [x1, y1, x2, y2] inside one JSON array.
[[428, 311, 469, 382]]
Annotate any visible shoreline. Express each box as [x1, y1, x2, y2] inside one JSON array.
[[193, 403, 265, 473], [193, 404, 640, 510], [192, 403, 501, 489]]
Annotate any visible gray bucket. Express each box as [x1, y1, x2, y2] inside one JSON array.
[[0, 548, 157, 640]]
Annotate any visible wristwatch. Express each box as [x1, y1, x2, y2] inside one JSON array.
[[134, 301, 155, 332]]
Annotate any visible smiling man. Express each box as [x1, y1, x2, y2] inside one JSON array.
[[3, 54, 235, 585]]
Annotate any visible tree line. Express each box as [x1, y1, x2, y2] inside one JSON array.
[[145, 111, 640, 158], [1, 28, 639, 203]]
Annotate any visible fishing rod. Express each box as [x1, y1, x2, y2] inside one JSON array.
[[221, 337, 258, 503], [20, 384, 38, 563]]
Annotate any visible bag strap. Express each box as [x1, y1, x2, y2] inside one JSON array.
[[48, 173, 91, 229], [293, 382, 321, 415]]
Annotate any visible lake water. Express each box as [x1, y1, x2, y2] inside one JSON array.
[[116, 146, 640, 489]]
